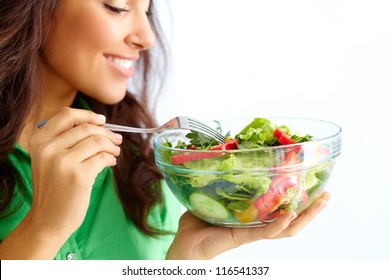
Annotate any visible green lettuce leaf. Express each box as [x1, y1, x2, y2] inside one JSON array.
[[236, 118, 278, 148]]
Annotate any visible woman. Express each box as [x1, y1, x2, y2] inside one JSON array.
[[0, 0, 330, 260]]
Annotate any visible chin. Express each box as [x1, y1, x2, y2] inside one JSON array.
[[88, 87, 128, 105], [100, 94, 126, 105]]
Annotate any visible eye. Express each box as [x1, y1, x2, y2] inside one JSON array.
[[104, 3, 130, 15]]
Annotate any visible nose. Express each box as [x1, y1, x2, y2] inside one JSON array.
[[125, 10, 156, 51]]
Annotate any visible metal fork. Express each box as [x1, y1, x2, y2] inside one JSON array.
[[103, 116, 226, 143], [38, 116, 226, 143]]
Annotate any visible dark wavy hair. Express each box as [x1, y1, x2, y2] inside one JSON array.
[[0, 0, 169, 235]]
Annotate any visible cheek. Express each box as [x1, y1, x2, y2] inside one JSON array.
[[78, 18, 119, 51], [44, 9, 125, 99], [48, 12, 117, 65]]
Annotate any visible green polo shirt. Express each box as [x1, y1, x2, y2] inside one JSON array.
[[0, 97, 184, 260]]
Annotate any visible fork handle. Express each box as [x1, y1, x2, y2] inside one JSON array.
[[38, 120, 160, 134], [103, 123, 159, 134]]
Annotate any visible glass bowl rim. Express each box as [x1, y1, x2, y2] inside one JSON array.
[[153, 116, 342, 153]]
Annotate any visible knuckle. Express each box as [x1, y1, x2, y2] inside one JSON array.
[[91, 135, 105, 146], [79, 123, 92, 134], [108, 154, 117, 165], [97, 151, 106, 159], [37, 141, 57, 159], [275, 222, 289, 234], [99, 152, 117, 165], [60, 107, 73, 118]]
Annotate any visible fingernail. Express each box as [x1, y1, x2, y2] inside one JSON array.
[[114, 133, 123, 140], [38, 120, 48, 128], [289, 212, 297, 221], [116, 146, 121, 152], [97, 114, 106, 122], [319, 201, 328, 211]]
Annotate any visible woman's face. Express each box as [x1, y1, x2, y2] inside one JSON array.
[[43, 0, 154, 104]]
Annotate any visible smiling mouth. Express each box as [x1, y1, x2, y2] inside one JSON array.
[[105, 55, 134, 78], [106, 56, 133, 70]]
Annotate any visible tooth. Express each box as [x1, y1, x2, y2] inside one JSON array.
[[120, 59, 127, 68], [109, 56, 132, 69], [113, 58, 120, 65]]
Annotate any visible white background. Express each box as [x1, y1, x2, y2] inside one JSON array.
[[153, 0, 390, 260]]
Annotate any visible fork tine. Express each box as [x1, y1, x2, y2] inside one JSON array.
[[187, 118, 226, 143], [188, 120, 219, 136], [192, 123, 226, 143]]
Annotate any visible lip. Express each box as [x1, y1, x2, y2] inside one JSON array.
[[104, 54, 137, 79]]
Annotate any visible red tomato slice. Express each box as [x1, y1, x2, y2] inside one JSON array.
[[274, 128, 300, 153], [210, 139, 238, 150], [255, 193, 287, 222], [269, 175, 299, 195], [274, 128, 285, 139], [278, 133, 297, 145], [170, 152, 223, 164], [170, 139, 238, 164], [254, 175, 299, 222]]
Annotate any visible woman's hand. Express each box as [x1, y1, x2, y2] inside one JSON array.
[[0, 107, 123, 259], [166, 192, 330, 260], [28, 108, 122, 239]]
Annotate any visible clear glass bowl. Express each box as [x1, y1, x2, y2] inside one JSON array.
[[153, 117, 342, 227]]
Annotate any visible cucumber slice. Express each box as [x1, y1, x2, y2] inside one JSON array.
[[189, 193, 229, 220]]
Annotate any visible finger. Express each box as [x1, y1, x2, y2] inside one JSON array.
[[274, 192, 331, 238], [231, 210, 297, 245], [53, 123, 122, 149], [82, 152, 118, 177], [67, 134, 121, 162], [39, 107, 106, 138]]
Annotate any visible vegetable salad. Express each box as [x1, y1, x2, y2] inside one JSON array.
[[160, 118, 333, 226]]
